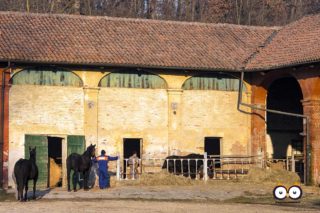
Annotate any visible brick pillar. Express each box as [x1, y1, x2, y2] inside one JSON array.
[[0, 68, 10, 188], [251, 86, 267, 156], [302, 99, 320, 184]]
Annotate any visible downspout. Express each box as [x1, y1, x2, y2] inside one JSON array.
[[237, 71, 310, 184], [1, 61, 11, 188]]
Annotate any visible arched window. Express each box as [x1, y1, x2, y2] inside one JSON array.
[[182, 73, 244, 91], [99, 70, 167, 89], [11, 67, 83, 87]]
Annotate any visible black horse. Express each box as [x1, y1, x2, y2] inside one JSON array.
[[13, 147, 38, 201], [66, 144, 96, 192]]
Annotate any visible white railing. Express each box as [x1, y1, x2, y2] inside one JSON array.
[[116, 154, 265, 181]]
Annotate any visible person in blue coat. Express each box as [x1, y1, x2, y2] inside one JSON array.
[[94, 150, 118, 189]]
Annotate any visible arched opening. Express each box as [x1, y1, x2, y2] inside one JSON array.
[[10, 67, 83, 87], [99, 70, 167, 89], [267, 77, 303, 172], [182, 73, 246, 91]]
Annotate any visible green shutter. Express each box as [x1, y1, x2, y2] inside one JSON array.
[[67, 135, 85, 156], [12, 67, 83, 87], [25, 135, 48, 189], [99, 71, 167, 89], [67, 135, 85, 189]]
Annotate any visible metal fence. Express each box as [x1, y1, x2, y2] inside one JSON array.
[[116, 154, 265, 181], [267, 154, 304, 182]]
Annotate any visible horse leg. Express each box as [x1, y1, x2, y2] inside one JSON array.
[[67, 170, 71, 192], [67, 161, 71, 192], [84, 171, 89, 191], [32, 179, 37, 199], [16, 182, 21, 201], [18, 184, 24, 201], [73, 171, 78, 192], [23, 179, 28, 201]]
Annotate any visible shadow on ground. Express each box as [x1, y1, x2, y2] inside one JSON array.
[[3, 188, 51, 201]]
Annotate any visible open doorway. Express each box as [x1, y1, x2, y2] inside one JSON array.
[[48, 137, 62, 188], [267, 77, 304, 182], [123, 138, 142, 179], [205, 137, 221, 168], [267, 77, 303, 159]]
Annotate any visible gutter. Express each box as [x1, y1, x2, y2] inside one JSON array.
[[237, 71, 310, 184]]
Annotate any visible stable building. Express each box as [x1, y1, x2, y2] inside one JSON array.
[[0, 12, 319, 188]]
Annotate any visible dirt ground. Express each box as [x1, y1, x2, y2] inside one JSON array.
[[0, 200, 318, 213], [1, 180, 320, 212]]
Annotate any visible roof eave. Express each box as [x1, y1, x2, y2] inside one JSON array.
[[0, 59, 241, 72], [245, 58, 320, 72]]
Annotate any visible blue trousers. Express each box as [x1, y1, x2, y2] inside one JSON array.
[[98, 169, 110, 189]]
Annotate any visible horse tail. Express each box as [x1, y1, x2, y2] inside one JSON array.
[[12, 165, 18, 200], [12, 170, 16, 185]]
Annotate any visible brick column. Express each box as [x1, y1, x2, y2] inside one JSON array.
[[251, 86, 267, 156], [302, 99, 320, 184], [0, 68, 10, 188]]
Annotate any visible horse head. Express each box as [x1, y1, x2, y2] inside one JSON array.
[[86, 144, 96, 158], [29, 146, 36, 162]]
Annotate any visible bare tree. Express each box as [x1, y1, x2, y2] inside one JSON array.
[[0, 0, 319, 26]]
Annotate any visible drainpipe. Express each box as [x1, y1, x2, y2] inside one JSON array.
[[1, 61, 11, 188], [237, 71, 310, 185]]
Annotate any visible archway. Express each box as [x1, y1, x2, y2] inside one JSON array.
[[10, 66, 83, 87], [267, 77, 303, 162]]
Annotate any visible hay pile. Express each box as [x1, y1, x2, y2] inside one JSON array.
[[115, 171, 197, 186], [49, 158, 61, 188], [244, 167, 300, 185]]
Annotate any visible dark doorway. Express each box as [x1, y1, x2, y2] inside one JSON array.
[[123, 138, 141, 179], [48, 137, 62, 188], [205, 137, 221, 156], [205, 137, 221, 169], [267, 77, 303, 159]]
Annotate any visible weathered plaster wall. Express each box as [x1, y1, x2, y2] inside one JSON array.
[[98, 88, 169, 159], [180, 90, 251, 156], [9, 85, 84, 186]]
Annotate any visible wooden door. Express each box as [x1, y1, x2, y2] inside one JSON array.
[[67, 135, 85, 189], [25, 135, 48, 188]]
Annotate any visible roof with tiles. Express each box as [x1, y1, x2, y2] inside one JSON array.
[[0, 12, 277, 71], [246, 14, 320, 71]]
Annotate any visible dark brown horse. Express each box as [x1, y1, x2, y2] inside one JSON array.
[[13, 147, 38, 201], [66, 144, 96, 192]]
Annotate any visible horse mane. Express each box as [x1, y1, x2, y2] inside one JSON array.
[[81, 145, 95, 157], [82, 147, 91, 156]]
